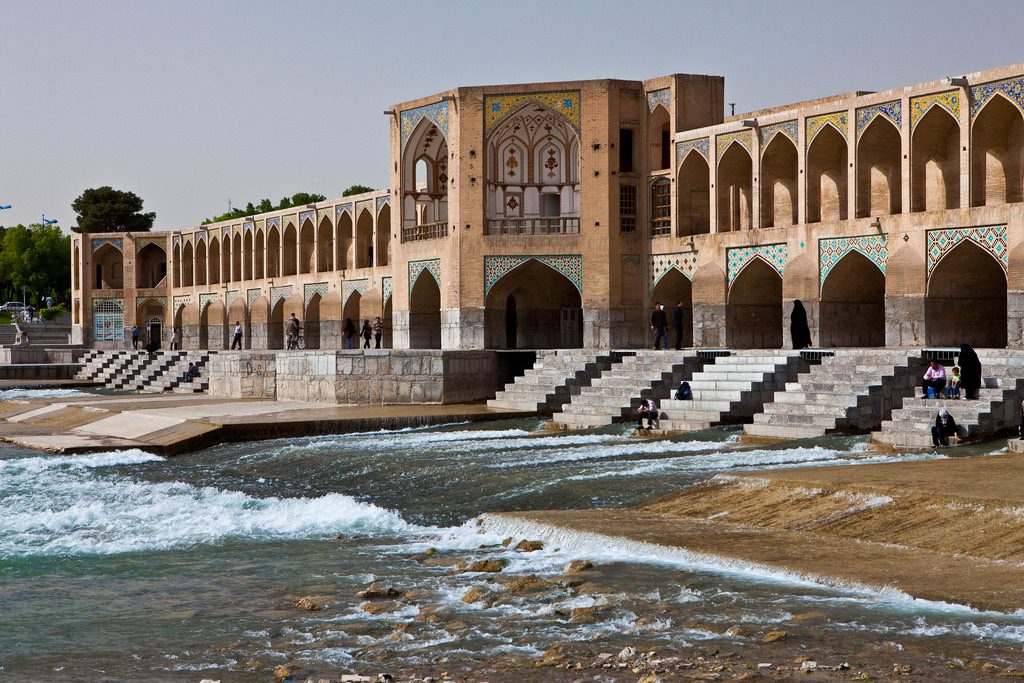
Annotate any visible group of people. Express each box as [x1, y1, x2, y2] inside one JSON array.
[[649, 301, 687, 350], [925, 344, 983, 448], [342, 317, 384, 349]]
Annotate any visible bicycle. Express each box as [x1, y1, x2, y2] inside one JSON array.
[[287, 334, 305, 350]]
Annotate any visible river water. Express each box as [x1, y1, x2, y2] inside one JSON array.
[[2, 390, 1024, 680]]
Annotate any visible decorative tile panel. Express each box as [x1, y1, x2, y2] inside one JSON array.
[[335, 203, 353, 221], [484, 90, 581, 136], [483, 255, 582, 296], [172, 235, 181, 247], [647, 88, 671, 112], [135, 235, 166, 251], [376, 196, 390, 212], [194, 232, 205, 245], [356, 200, 374, 219], [299, 210, 315, 226], [806, 111, 848, 146], [971, 77, 1024, 118], [172, 294, 192, 314], [910, 91, 960, 130], [270, 285, 293, 308], [198, 292, 219, 311], [856, 101, 901, 138], [408, 259, 442, 293], [818, 235, 888, 288], [621, 254, 641, 266], [207, 228, 219, 241], [304, 282, 329, 307], [649, 251, 698, 291], [343, 279, 368, 303], [758, 121, 798, 154], [926, 225, 1007, 275], [243, 221, 253, 233], [225, 289, 241, 307], [246, 288, 262, 306], [91, 237, 123, 252], [266, 216, 281, 232], [716, 129, 754, 162], [400, 100, 450, 151], [382, 276, 393, 304], [676, 138, 709, 165], [135, 296, 167, 310], [221, 226, 231, 237], [726, 243, 788, 285]]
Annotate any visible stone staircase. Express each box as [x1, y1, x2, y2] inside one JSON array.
[[487, 350, 631, 414], [744, 350, 925, 441], [872, 350, 1024, 449], [0, 320, 72, 346], [551, 351, 707, 429], [655, 351, 810, 433], [75, 350, 216, 393]]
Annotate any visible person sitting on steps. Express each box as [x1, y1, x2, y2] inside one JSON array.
[[946, 366, 961, 399], [922, 358, 946, 398], [637, 398, 659, 430], [931, 408, 961, 448]]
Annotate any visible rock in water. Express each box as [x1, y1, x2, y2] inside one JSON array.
[[464, 558, 507, 573], [515, 539, 544, 552], [563, 560, 594, 574], [762, 630, 788, 643], [725, 625, 750, 637], [461, 586, 488, 604], [357, 582, 402, 600], [293, 595, 329, 611], [272, 663, 300, 681]]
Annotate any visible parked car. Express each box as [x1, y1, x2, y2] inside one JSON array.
[[0, 302, 27, 312]]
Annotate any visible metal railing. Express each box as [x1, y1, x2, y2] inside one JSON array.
[[485, 216, 580, 235], [401, 221, 449, 243]]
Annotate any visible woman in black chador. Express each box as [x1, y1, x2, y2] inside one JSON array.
[[958, 344, 982, 400], [790, 300, 812, 350]]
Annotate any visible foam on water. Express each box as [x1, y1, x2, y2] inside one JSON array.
[[0, 388, 88, 400]]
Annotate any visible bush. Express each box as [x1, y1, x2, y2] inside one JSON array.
[[40, 303, 68, 321]]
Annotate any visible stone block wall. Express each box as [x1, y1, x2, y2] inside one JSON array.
[[207, 352, 277, 399]]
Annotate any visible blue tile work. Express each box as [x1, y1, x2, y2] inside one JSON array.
[[376, 196, 390, 212], [135, 296, 167, 310], [299, 210, 315, 226], [483, 255, 582, 296], [401, 100, 450, 152], [726, 243, 788, 285], [244, 222, 254, 233], [408, 259, 441, 294], [356, 200, 374, 220], [198, 292, 219, 311], [647, 88, 671, 112], [270, 285, 293, 308], [303, 282, 329, 308], [266, 216, 281, 232], [246, 288, 262, 307], [971, 76, 1024, 118], [484, 91, 581, 136], [135, 235, 166, 251], [676, 138, 710, 166], [335, 204, 353, 221], [806, 111, 848, 147], [758, 121, 798, 155], [856, 101, 902, 138], [716, 129, 754, 162], [926, 226, 1007, 275], [381, 276, 393, 305], [91, 237, 123, 252], [343, 278, 369, 304], [818, 235, 888, 288], [225, 290, 241, 308], [172, 295, 192, 314], [910, 91, 960, 130], [649, 251, 698, 291], [222, 226, 231, 237]]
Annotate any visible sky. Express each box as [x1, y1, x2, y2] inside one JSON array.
[[2, 0, 1023, 232]]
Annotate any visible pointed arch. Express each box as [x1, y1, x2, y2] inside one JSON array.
[[336, 210, 353, 270], [820, 251, 885, 346], [403, 117, 449, 233], [299, 218, 315, 274], [266, 227, 280, 278], [317, 215, 333, 272], [208, 236, 220, 284], [651, 268, 693, 349], [717, 141, 753, 232], [727, 258, 783, 349], [856, 115, 902, 218], [375, 203, 391, 268], [242, 230, 253, 280], [356, 207, 374, 268], [807, 124, 848, 223], [760, 133, 798, 228], [195, 239, 208, 286], [409, 273, 442, 349], [912, 105, 960, 211], [135, 242, 166, 289], [282, 223, 297, 276], [677, 149, 710, 236], [182, 241, 194, 286], [971, 93, 1024, 207], [484, 259, 582, 349], [926, 240, 1007, 347], [649, 103, 672, 171], [231, 232, 241, 282], [92, 243, 123, 290]]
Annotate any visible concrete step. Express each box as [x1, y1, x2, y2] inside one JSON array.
[[744, 423, 829, 440]]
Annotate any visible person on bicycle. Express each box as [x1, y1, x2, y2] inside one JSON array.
[[286, 313, 302, 350]]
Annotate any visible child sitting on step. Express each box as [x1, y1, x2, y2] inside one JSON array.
[[946, 366, 961, 399]]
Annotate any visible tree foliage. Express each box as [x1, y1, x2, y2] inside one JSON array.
[[202, 192, 328, 224], [72, 186, 155, 233], [0, 224, 71, 304], [342, 184, 375, 197]]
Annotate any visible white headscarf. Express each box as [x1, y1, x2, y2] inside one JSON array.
[[938, 409, 949, 419]]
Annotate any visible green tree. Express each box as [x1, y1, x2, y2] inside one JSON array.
[[342, 184, 375, 197], [0, 224, 71, 304], [202, 193, 328, 224], [71, 186, 156, 233]]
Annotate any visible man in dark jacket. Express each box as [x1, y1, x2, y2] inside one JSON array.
[[650, 302, 668, 350], [672, 301, 685, 350]]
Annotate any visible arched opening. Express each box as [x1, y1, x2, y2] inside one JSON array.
[[266, 228, 280, 278], [356, 209, 374, 268], [807, 125, 848, 223], [282, 223, 297, 276], [73, 299, 80, 325], [376, 203, 391, 267], [483, 260, 583, 349], [651, 269, 693, 348], [200, 300, 225, 349], [316, 216, 333, 272], [650, 178, 672, 236], [971, 95, 1024, 207], [195, 240, 207, 286], [857, 116, 902, 218], [231, 233, 241, 282], [92, 244, 123, 289], [343, 291, 361, 334], [404, 118, 449, 234], [227, 297, 248, 350], [649, 105, 671, 171], [136, 299, 165, 349], [268, 298, 285, 349], [760, 134, 798, 228], [135, 243, 166, 288], [409, 272, 442, 349], [819, 251, 885, 347], [305, 293, 321, 349], [208, 237, 220, 284], [727, 259, 783, 349], [299, 219, 315, 274], [382, 296, 393, 349], [173, 306, 184, 348], [337, 211, 353, 270], [677, 150, 710, 235], [926, 241, 1007, 347], [912, 106, 960, 212], [248, 296, 269, 349], [182, 242, 194, 286], [73, 244, 80, 290], [254, 230, 265, 279], [717, 142, 753, 232], [243, 231, 253, 280]]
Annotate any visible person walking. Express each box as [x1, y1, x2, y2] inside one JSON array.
[[672, 301, 685, 350], [230, 321, 243, 350], [170, 328, 179, 350], [286, 313, 302, 350], [650, 302, 668, 350], [958, 344, 982, 400], [343, 317, 356, 349], [360, 320, 373, 349], [790, 300, 812, 350], [131, 325, 140, 350], [372, 316, 384, 349]]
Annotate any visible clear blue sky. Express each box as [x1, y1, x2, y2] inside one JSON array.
[[2, 0, 1022, 231]]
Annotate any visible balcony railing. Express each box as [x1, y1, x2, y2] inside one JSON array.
[[402, 221, 449, 243], [485, 216, 580, 235]]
